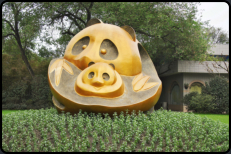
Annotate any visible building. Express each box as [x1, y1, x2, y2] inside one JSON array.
[[155, 44, 229, 112]]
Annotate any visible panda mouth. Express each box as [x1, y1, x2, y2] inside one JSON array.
[[94, 87, 102, 91]]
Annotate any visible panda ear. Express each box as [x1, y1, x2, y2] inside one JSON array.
[[88, 61, 95, 67], [109, 63, 115, 70], [138, 43, 150, 62], [86, 18, 103, 28], [121, 25, 136, 41]]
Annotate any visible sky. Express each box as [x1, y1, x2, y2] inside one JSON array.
[[196, 2, 229, 34], [34, 2, 229, 54]]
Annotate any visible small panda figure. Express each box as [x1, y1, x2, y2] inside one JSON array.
[[48, 18, 162, 116]]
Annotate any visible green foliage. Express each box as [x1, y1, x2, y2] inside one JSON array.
[[2, 52, 51, 90], [2, 37, 21, 56], [2, 75, 53, 110], [2, 53, 26, 77], [193, 113, 229, 124], [2, 2, 42, 47], [36, 2, 211, 71], [2, 2, 45, 77], [37, 2, 90, 57], [31, 75, 52, 102], [29, 54, 52, 76], [190, 94, 215, 113], [202, 76, 229, 114], [38, 46, 64, 59], [183, 91, 199, 106], [2, 108, 229, 152], [183, 76, 229, 114], [92, 2, 210, 66], [2, 80, 29, 99], [204, 26, 229, 44]]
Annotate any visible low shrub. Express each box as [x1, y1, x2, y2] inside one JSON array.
[[2, 74, 54, 110], [190, 94, 215, 113], [183, 76, 229, 114], [31, 75, 52, 103], [183, 91, 199, 105], [2, 80, 28, 103], [202, 76, 229, 114]]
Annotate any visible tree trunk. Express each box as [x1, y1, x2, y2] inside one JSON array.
[[11, 3, 35, 78], [15, 31, 35, 78], [20, 48, 35, 78]]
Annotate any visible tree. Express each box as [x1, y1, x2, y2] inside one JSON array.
[[204, 26, 229, 44], [38, 2, 211, 75], [93, 2, 212, 74], [202, 76, 229, 114], [2, 2, 43, 78], [35, 2, 94, 58]]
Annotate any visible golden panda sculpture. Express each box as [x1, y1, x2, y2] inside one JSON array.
[[48, 18, 162, 116]]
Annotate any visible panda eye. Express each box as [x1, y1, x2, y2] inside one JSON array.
[[72, 36, 90, 55], [99, 39, 118, 60], [88, 72, 94, 79], [102, 73, 110, 81], [82, 45, 87, 49]]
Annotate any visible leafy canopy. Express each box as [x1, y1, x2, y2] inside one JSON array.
[[38, 2, 211, 68]]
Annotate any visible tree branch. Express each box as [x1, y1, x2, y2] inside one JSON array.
[[158, 61, 174, 75], [62, 31, 75, 36], [135, 29, 156, 37], [62, 28, 75, 36], [61, 21, 75, 36], [23, 35, 28, 51], [2, 33, 15, 39], [87, 2, 94, 21], [56, 10, 84, 30], [65, 10, 86, 25], [215, 61, 229, 73], [80, 2, 94, 22], [48, 13, 66, 25], [171, 26, 183, 33], [2, 19, 15, 32]]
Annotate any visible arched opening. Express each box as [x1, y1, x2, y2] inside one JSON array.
[[170, 83, 181, 105], [190, 82, 203, 94]]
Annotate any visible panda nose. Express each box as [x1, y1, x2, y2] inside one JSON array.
[[91, 76, 104, 87]]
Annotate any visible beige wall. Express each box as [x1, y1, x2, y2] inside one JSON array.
[[158, 60, 229, 77], [207, 44, 229, 55], [183, 73, 229, 97], [178, 60, 229, 74]]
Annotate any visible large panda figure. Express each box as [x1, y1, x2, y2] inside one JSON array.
[[48, 18, 162, 116]]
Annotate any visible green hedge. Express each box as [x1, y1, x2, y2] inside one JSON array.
[[2, 75, 54, 110], [202, 76, 229, 114], [183, 76, 229, 114]]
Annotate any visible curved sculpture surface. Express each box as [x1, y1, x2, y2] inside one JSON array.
[[48, 18, 162, 116]]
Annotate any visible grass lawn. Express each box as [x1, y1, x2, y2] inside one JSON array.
[[194, 113, 229, 125], [2, 108, 229, 152], [2, 110, 26, 115]]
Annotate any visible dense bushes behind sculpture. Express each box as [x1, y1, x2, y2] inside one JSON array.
[[2, 53, 52, 90], [31, 75, 52, 103], [2, 75, 54, 110], [183, 76, 229, 114], [202, 76, 229, 114], [2, 52, 54, 110]]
